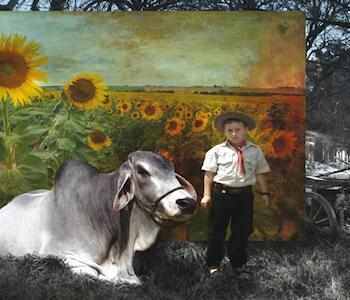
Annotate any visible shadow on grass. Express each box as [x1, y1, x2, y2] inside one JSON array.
[[0, 238, 350, 300]]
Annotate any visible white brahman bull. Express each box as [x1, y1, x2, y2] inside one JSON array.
[[0, 151, 197, 284]]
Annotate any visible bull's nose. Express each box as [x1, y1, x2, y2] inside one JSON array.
[[176, 198, 196, 215]]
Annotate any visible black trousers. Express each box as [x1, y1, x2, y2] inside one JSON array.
[[206, 186, 254, 269]]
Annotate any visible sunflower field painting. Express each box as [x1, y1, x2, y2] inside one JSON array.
[[0, 12, 305, 241]]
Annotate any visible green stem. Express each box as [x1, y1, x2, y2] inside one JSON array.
[[10, 144, 16, 169], [1, 99, 10, 137], [62, 104, 73, 162], [1, 99, 13, 169], [67, 103, 72, 121]]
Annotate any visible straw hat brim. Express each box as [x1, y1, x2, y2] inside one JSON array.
[[214, 112, 256, 131]]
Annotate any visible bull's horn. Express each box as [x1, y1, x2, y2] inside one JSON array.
[[175, 173, 198, 202]]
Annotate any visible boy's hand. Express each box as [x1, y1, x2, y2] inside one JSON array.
[[261, 195, 269, 207], [200, 195, 211, 208]]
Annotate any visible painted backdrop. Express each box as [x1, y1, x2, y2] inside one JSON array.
[[0, 12, 305, 240]]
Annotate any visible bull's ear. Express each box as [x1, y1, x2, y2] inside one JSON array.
[[113, 171, 135, 211], [175, 173, 198, 202]]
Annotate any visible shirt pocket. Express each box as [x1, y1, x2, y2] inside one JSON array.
[[217, 153, 233, 165], [244, 154, 257, 172]]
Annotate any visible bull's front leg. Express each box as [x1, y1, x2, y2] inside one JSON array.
[[65, 256, 140, 284], [99, 248, 141, 285], [64, 257, 102, 279]]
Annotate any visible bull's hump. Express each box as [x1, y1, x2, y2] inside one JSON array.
[[54, 160, 98, 185]]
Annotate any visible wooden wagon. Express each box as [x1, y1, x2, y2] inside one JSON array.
[[306, 168, 350, 241]]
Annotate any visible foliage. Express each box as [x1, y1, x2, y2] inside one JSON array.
[[0, 92, 113, 199]]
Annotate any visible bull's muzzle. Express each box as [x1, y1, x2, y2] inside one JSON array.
[[176, 197, 196, 215]]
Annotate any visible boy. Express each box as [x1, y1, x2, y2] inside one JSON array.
[[200, 111, 271, 276]]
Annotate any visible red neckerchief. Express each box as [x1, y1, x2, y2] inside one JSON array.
[[228, 140, 246, 175]]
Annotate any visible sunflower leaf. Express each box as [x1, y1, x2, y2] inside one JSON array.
[[31, 149, 57, 161], [57, 138, 77, 151], [12, 124, 48, 143], [0, 137, 6, 162], [14, 151, 50, 189], [0, 168, 32, 196]]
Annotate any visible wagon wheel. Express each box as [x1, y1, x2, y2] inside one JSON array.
[[305, 191, 338, 241]]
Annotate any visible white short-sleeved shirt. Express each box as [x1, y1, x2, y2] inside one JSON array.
[[201, 140, 270, 187]]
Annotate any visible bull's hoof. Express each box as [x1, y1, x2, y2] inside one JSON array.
[[70, 265, 99, 278], [112, 274, 141, 285]]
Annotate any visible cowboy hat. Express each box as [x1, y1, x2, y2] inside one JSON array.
[[214, 111, 256, 131]]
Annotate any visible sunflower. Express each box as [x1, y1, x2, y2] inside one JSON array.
[[213, 107, 222, 116], [268, 130, 297, 159], [0, 33, 48, 106], [164, 100, 173, 109], [64, 73, 107, 110], [116, 107, 124, 115], [178, 102, 189, 111], [184, 109, 193, 119], [87, 129, 112, 150], [131, 111, 140, 119], [257, 128, 272, 139], [174, 109, 184, 119], [165, 117, 184, 136], [102, 94, 110, 105], [195, 111, 210, 120], [177, 106, 185, 112], [198, 112, 212, 121], [118, 100, 132, 113], [192, 118, 208, 133], [140, 101, 163, 121], [195, 111, 203, 119], [158, 150, 174, 161]]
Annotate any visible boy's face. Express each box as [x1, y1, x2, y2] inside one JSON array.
[[223, 121, 249, 145]]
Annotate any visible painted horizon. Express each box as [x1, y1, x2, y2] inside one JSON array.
[[0, 11, 305, 88], [0, 11, 305, 240]]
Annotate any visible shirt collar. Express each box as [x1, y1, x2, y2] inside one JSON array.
[[223, 139, 254, 150]]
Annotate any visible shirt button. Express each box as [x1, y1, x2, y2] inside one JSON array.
[[222, 189, 227, 194]]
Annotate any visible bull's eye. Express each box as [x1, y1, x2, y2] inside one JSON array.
[[137, 166, 150, 177]]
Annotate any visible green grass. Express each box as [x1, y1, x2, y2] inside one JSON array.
[[0, 238, 349, 299]]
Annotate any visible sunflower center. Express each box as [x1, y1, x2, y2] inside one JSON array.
[[69, 79, 96, 103], [103, 95, 110, 104], [168, 120, 178, 130], [90, 130, 106, 144], [145, 105, 156, 116], [272, 136, 287, 153], [195, 119, 203, 127], [0, 53, 29, 88], [122, 103, 129, 110], [0, 62, 15, 78]]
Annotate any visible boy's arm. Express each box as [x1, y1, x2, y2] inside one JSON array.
[[200, 171, 215, 208], [256, 173, 270, 207]]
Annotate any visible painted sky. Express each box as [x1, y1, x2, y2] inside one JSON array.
[[0, 12, 305, 88]]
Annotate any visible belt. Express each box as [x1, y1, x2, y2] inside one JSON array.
[[213, 182, 252, 194]]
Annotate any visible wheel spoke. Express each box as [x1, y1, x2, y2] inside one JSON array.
[[314, 217, 329, 226], [312, 204, 323, 221], [308, 200, 313, 216]]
